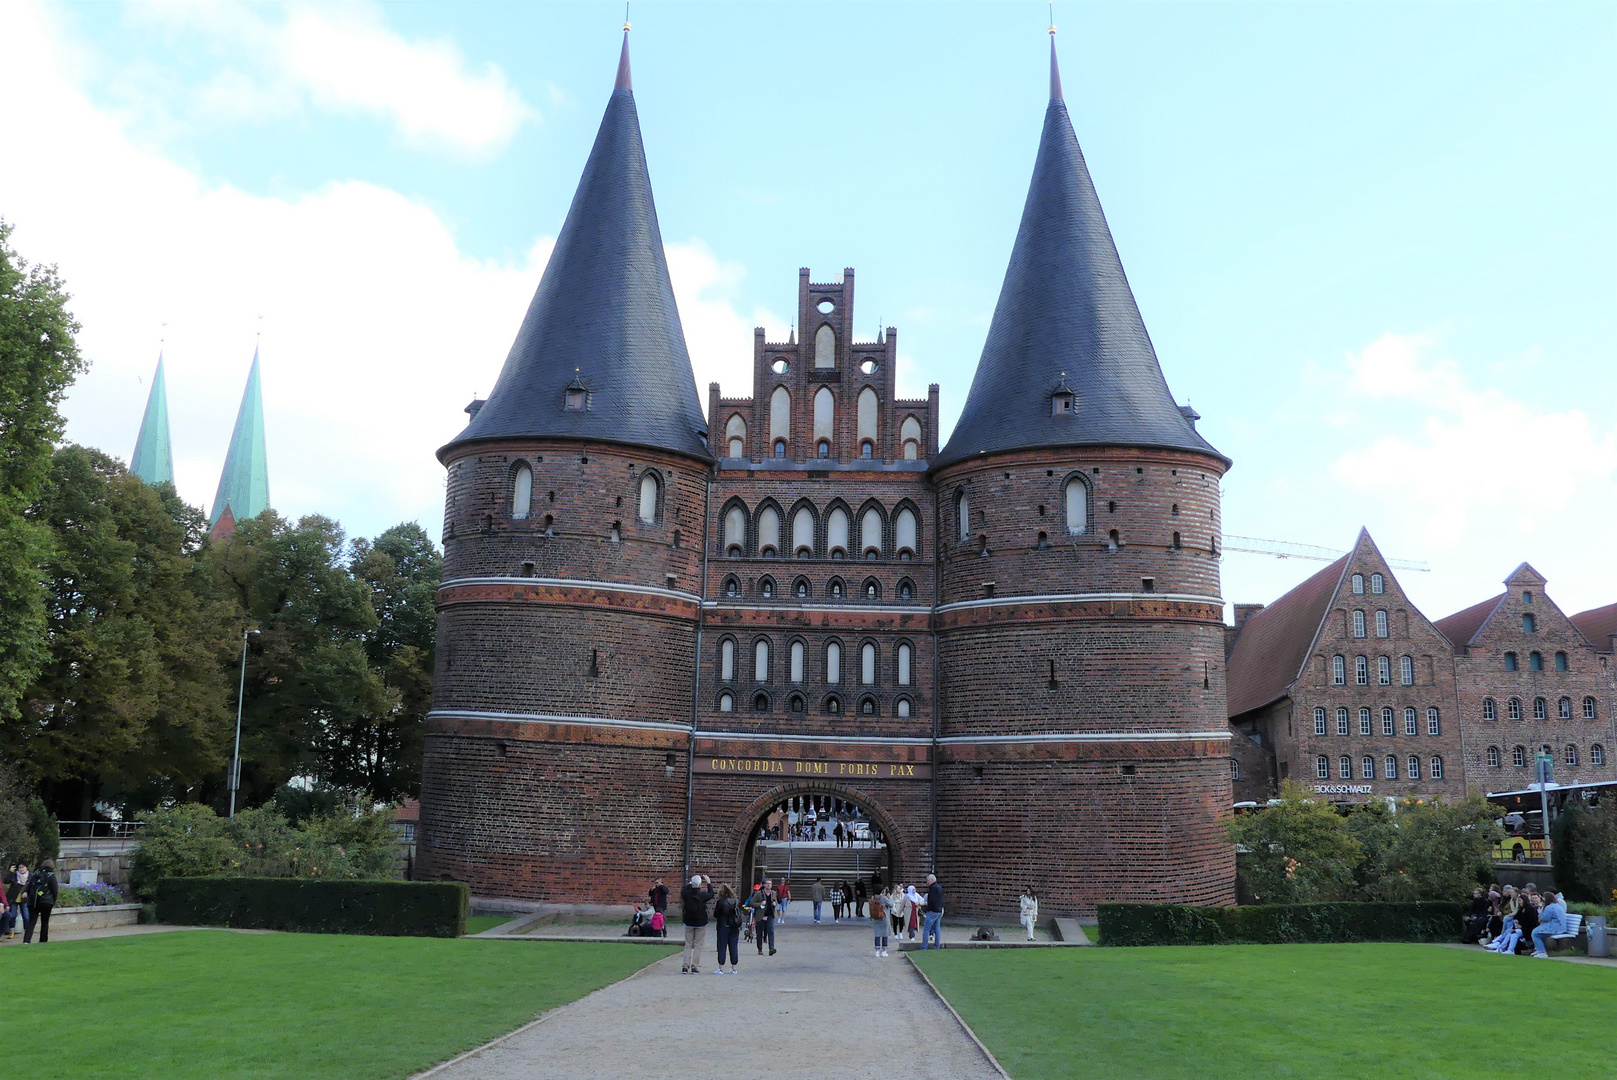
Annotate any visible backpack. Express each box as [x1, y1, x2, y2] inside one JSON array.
[[868, 895, 885, 920], [650, 911, 665, 931]]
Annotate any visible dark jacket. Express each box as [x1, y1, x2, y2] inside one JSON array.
[[714, 896, 741, 929], [27, 869, 57, 910], [925, 881, 944, 914], [649, 884, 668, 912], [681, 883, 714, 927]]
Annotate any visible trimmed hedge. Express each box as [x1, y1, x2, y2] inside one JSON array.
[[156, 877, 468, 937], [1096, 902, 1464, 947]]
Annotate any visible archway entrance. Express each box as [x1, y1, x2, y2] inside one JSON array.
[[735, 786, 897, 906]]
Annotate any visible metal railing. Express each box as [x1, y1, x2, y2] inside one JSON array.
[[57, 821, 147, 841]]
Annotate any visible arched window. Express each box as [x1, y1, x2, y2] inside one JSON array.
[[1523, 613, 1536, 633], [723, 576, 739, 598], [1512, 745, 1526, 767], [825, 642, 842, 684], [1407, 756, 1420, 779], [826, 695, 842, 715], [1359, 709, 1372, 736], [769, 386, 791, 450], [1354, 656, 1368, 685], [1377, 656, 1391, 685], [897, 643, 912, 686], [827, 507, 850, 558], [1427, 708, 1441, 735], [817, 440, 831, 459], [1352, 610, 1366, 638], [895, 508, 918, 558], [1336, 709, 1349, 736], [1375, 610, 1389, 637], [896, 697, 912, 718], [637, 472, 660, 525], [774, 440, 787, 457], [956, 490, 970, 541], [900, 416, 922, 460], [718, 691, 733, 713], [860, 507, 883, 557], [1381, 708, 1394, 736], [1555, 651, 1568, 671], [790, 641, 804, 683], [724, 505, 747, 555], [1339, 756, 1352, 779], [1400, 655, 1414, 686], [757, 505, 781, 557], [1384, 755, 1398, 779], [828, 578, 844, 600], [1313, 707, 1327, 736], [1404, 707, 1418, 736], [1315, 756, 1329, 779], [1487, 746, 1500, 767], [1529, 651, 1543, 671], [1064, 476, 1088, 536], [1584, 697, 1598, 720], [512, 465, 533, 519], [898, 579, 914, 601], [813, 386, 835, 446], [789, 694, 805, 714], [759, 578, 774, 599], [863, 578, 880, 600], [1592, 744, 1606, 766], [1361, 756, 1375, 779], [1483, 697, 1497, 721], [1430, 756, 1443, 779], [814, 323, 836, 369], [861, 643, 876, 685], [1533, 696, 1547, 720], [1504, 652, 1518, 671], [1508, 697, 1522, 721], [754, 639, 770, 682], [792, 506, 815, 557], [754, 692, 771, 713], [1559, 696, 1572, 720], [1331, 656, 1346, 685], [1566, 744, 1579, 766], [725, 413, 747, 459], [857, 387, 878, 449], [1370, 573, 1385, 594], [1351, 573, 1364, 594], [720, 639, 735, 682]]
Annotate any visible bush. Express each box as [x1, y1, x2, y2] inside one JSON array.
[[155, 877, 466, 937], [1551, 802, 1617, 903], [1228, 783, 1362, 903], [57, 882, 127, 907], [1096, 902, 1464, 947]]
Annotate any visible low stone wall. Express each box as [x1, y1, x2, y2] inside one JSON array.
[[49, 904, 141, 931]]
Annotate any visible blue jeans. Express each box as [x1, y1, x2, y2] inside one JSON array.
[[922, 911, 942, 949], [1531, 926, 1557, 955], [717, 923, 740, 967], [813, 901, 822, 922]]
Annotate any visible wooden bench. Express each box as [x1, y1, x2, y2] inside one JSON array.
[[1545, 912, 1583, 952]]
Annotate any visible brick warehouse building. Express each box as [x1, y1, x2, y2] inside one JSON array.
[[1228, 533, 1617, 803], [418, 32, 1236, 917]]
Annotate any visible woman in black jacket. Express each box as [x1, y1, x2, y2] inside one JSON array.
[[24, 859, 57, 944], [713, 884, 741, 975]]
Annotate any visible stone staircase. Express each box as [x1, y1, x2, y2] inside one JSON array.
[[755, 841, 890, 884]]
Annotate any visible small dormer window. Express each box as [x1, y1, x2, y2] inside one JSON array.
[[564, 374, 589, 411], [1051, 376, 1075, 416]]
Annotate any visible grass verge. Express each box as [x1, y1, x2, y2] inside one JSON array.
[[464, 914, 511, 935], [13, 930, 673, 1080], [913, 943, 1612, 1080]]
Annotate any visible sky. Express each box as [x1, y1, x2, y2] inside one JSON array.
[[1, 0, 1612, 624]]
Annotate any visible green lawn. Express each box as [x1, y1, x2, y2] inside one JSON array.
[[464, 914, 511, 935], [914, 944, 1614, 1080], [13, 931, 673, 1080]]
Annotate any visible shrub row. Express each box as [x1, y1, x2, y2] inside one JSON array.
[[1096, 902, 1464, 947], [156, 877, 468, 938]]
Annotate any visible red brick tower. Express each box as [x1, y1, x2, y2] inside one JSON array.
[[418, 34, 711, 901], [931, 35, 1235, 916]]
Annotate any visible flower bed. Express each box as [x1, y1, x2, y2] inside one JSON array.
[[58, 882, 128, 907]]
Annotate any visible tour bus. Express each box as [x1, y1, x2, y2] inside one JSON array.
[[1486, 780, 1616, 862]]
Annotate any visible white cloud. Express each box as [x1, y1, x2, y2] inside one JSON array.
[[123, 0, 534, 153], [0, 0, 761, 543], [665, 238, 784, 407]]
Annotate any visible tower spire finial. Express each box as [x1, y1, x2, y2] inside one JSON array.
[[1048, 6, 1063, 102], [615, 4, 632, 91]]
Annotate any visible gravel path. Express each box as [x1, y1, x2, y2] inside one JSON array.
[[426, 919, 1004, 1080]]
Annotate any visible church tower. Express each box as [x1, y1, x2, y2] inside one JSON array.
[[932, 34, 1234, 914], [131, 352, 174, 486], [209, 347, 269, 541], [419, 31, 712, 901]]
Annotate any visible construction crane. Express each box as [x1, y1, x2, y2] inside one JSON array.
[[1223, 534, 1430, 573]]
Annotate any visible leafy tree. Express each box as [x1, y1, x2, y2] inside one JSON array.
[[0, 765, 42, 864], [9, 447, 234, 819], [1345, 795, 1500, 901], [1552, 801, 1617, 903], [209, 512, 390, 809], [0, 221, 88, 721], [346, 523, 440, 801], [1228, 782, 1362, 903]]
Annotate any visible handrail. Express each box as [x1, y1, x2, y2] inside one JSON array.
[[57, 820, 147, 840]]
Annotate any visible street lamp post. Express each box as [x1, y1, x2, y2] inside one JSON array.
[[228, 628, 259, 818]]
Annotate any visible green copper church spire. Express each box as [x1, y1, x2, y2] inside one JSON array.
[[209, 347, 270, 528], [130, 353, 174, 485]]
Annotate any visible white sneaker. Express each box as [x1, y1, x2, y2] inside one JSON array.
[[880, 950, 888, 957]]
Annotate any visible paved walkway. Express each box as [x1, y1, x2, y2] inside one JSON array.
[[430, 919, 1004, 1080]]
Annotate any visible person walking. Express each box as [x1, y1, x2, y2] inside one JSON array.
[[1531, 891, 1567, 957], [1019, 886, 1039, 942], [869, 886, 889, 957], [906, 883, 923, 940], [854, 879, 867, 919], [811, 878, 825, 924], [889, 885, 906, 942], [833, 821, 845, 849], [921, 873, 944, 949], [830, 881, 844, 923], [22, 860, 56, 945], [713, 884, 742, 975], [680, 874, 714, 974], [746, 880, 778, 956], [8, 862, 29, 944], [776, 878, 791, 922]]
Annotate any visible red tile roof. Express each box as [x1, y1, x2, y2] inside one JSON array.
[[395, 797, 420, 823], [1433, 593, 1505, 649], [1571, 602, 1617, 651], [1227, 555, 1348, 717]]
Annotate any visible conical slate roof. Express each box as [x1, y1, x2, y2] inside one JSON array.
[[131, 353, 174, 485], [935, 38, 1226, 470], [440, 34, 710, 463], [210, 348, 269, 526]]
